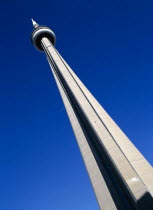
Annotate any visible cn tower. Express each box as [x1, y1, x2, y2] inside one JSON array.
[[31, 20, 153, 209]]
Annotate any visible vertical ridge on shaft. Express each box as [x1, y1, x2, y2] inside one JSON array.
[[47, 58, 117, 209]]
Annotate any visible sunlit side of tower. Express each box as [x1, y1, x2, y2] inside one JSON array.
[[31, 20, 153, 209]]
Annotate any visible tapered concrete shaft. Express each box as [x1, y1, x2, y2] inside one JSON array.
[[31, 21, 153, 209], [39, 37, 153, 209]]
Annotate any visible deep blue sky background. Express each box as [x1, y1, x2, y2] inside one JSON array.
[[0, 0, 153, 209]]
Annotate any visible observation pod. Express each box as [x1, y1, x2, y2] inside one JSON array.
[[31, 19, 56, 52]]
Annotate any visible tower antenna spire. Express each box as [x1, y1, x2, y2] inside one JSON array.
[[31, 18, 39, 28]]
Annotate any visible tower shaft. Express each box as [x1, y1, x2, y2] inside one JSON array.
[[40, 37, 153, 209]]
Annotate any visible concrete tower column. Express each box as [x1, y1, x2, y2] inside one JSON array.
[[31, 20, 153, 209]]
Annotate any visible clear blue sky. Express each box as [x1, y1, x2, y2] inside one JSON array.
[[0, 0, 153, 209]]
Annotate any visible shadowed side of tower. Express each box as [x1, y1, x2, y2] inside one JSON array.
[[31, 20, 153, 209]]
